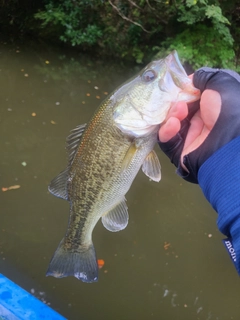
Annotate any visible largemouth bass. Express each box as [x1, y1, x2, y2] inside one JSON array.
[[47, 51, 200, 283]]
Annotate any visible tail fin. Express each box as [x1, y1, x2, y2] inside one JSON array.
[[46, 239, 98, 283]]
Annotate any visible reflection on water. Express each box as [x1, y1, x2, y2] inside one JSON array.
[[0, 40, 239, 320]]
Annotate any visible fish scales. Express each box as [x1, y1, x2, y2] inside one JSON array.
[[47, 50, 200, 282], [66, 99, 156, 244]]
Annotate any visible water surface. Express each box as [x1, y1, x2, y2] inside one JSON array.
[[0, 40, 239, 320]]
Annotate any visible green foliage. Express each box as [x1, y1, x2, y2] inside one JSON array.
[[1, 0, 240, 69], [154, 24, 237, 70], [156, 0, 238, 70], [33, 0, 239, 68], [35, 1, 103, 47]]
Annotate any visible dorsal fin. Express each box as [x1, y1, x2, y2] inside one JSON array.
[[48, 168, 69, 200], [48, 123, 87, 201], [66, 123, 87, 164]]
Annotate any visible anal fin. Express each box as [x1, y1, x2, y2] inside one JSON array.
[[102, 198, 128, 232]]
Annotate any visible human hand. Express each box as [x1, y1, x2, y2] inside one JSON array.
[[159, 89, 220, 168], [158, 67, 240, 183]]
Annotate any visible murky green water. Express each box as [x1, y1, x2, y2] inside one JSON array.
[[0, 40, 239, 320]]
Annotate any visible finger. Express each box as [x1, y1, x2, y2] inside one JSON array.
[[200, 90, 221, 130], [159, 101, 189, 142], [159, 117, 181, 142], [181, 90, 220, 158], [166, 101, 188, 122], [181, 111, 205, 166]]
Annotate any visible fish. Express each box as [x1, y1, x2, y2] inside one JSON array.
[[46, 50, 200, 283]]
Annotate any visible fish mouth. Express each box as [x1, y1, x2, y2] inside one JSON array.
[[159, 50, 200, 101], [165, 50, 185, 74]]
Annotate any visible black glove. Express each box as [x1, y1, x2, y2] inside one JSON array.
[[158, 67, 240, 183]]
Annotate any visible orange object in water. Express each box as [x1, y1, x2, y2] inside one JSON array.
[[2, 185, 21, 192], [97, 259, 105, 269]]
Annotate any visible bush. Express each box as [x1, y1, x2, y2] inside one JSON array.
[[1, 0, 239, 69]]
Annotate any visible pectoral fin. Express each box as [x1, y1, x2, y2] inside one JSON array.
[[121, 143, 137, 171], [142, 150, 161, 182], [102, 198, 128, 232], [48, 169, 69, 200]]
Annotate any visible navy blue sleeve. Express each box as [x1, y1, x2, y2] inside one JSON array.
[[198, 136, 240, 274]]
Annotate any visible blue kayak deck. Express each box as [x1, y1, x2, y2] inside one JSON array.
[[0, 274, 66, 320]]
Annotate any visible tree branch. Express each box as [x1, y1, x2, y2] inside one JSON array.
[[108, 0, 152, 33], [127, 0, 142, 10]]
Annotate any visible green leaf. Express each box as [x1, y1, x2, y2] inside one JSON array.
[[205, 5, 230, 25]]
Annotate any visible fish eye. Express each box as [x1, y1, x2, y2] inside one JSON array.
[[142, 69, 156, 83]]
